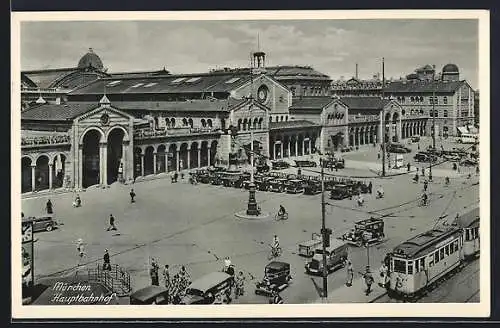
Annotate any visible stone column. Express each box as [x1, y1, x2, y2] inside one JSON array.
[[100, 142, 107, 185], [78, 145, 83, 189], [122, 141, 129, 181], [176, 150, 180, 171], [31, 165, 36, 192], [207, 147, 211, 167], [153, 152, 157, 174], [295, 137, 298, 157], [378, 113, 383, 144], [164, 146, 169, 172], [48, 163, 53, 189], [187, 147, 191, 170], [309, 138, 312, 153], [141, 155, 145, 177], [197, 147, 201, 168], [287, 138, 291, 158], [398, 116, 402, 141], [280, 141, 284, 159]]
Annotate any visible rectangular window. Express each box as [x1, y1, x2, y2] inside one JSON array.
[[393, 259, 406, 273], [475, 227, 479, 238], [445, 245, 450, 256], [466, 229, 470, 241], [439, 248, 445, 260], [420, 258, 425, 270], [443, 97, 448, 104], [435, 252, 439, 263], [407, 261, 413, 274], [455, 240, 459, 252]]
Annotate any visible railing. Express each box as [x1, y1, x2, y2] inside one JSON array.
[[87, 264, 131, 297], [134, 127, 218, 139], [21, 135, 71, 146]]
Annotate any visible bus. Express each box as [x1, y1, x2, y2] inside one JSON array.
[[457, 133, 478, 144]]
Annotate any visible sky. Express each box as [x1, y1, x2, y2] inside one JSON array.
[[20, 19, 479, 88]]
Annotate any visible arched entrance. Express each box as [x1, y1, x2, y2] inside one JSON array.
[[52, 154, 66, 188], [290, 136, 297, 157], [200, 141, 209, 166], [297, 135, 304, 156], [134, 148, 142, 178], [82, 130, 102, 188], [144, 146, 154, 175], [168, 144, 177, 172], [179, 143, 189, 170], [22, 157, 32, 193], [157, 145, 166, 173], [107, 128, 125, 184], [210, 141, 218, 166], [190, 142, 199, 169]]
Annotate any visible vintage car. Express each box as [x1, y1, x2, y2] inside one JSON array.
[[181, 272, 234, 305], [294, 160, 317, 167], [268, 178, 288, 193], [341, 217, 385, 247], [130, 285, 170, 305], [253, 176, 273, 191], [305, 239, 349, 275], [330, 184, 352, 200], [410, 135, 421, 142], [321, 157, 345, 169], [387, 143, 411, 154], [255, 261, 292, 296], [22, 215, 58, 233], [271, 160, 290, 170], [286, 179, 305, 194], [233, 172, 251, 188], [196, 171, 212, 184], [413, 152, 437, 163], [304, 180, 322, 195]]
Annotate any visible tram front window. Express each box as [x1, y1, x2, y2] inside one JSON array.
[[393, 259, 406, 274]]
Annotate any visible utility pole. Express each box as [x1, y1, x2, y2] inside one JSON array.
[[381, 57, 386, 177], [429, 89, 436, 182], [320, 159, 328, 299]]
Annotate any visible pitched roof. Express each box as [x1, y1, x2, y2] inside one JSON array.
[[290, 97, 336, 110], [111, 98, 247, 113], [339, 97, 391, 110], [21, 102, 98, 121], [269, 120, 319, 130], [384, 80, 465, 93], [69, 73, 254, 95]]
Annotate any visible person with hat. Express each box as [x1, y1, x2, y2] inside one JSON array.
[[345, 260, 354, 287], [363, 266, 374, 296], [103, 249, 111, 271], [130, 188, 136, 203]]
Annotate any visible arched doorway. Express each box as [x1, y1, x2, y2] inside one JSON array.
[[144, 146, 154, 175], [179, 143, 189, 170], [200, 141, 209, 167], [107, 128, 125, 184], [134, 148, 142, 178], [82, 130, 102, 188], [52, 154, 66, 188], [157, 145, 166, 173], [21, 157, 32, 193], [190, 142, 199, 169], [210, 141, 218, 166], [167, 144, 177, 172], [35, 155, 49, 191]]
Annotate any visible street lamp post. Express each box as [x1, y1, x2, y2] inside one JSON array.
[[381, 57, 386, 177], [429, 90, 436, 182], [246, 97, 260, 216]]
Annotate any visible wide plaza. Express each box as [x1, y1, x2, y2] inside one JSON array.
[[22, 136, 480, 304]]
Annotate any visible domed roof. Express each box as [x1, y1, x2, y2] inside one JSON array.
[[442, 63, 459, 74], [78, 48, 104, 71]]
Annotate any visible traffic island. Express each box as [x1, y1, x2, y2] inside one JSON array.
[[234, 210, 270, 220]]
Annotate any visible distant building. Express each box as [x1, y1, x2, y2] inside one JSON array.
[[331, 63, 476, 136]]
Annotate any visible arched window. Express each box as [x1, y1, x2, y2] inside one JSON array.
[[182, 118, 188, 126], [258, 118, 263, 129], [285, 116, 288, 121], [188, 118, 193, 128], [280, 116, 284, 122], [253, 118, 259, 129], [238, 119, 242, 131], [201, 119, 206, 127], [171, 118, 176, 127], [275, 116, 279, 122], [269, 116, 272, 123], [243, 119, 248, 131], [207, 119, 212, 128]]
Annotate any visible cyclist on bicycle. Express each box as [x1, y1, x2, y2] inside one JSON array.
[[445, 176, 450, 185], [421, 192, 428, 206], [278, 205, 286, 218], [272, 235, 280, 255]]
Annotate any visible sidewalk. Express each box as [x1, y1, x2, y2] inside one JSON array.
[[315, 272, 387, 304]]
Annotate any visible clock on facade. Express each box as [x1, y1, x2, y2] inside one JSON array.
[[100, 113, 110, 126], [257, 85, 269, 103]]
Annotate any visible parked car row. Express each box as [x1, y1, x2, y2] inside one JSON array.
[[190, 167, 370, 198]]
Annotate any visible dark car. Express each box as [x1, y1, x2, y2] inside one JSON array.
[[295, 160, 317, 167], [330, 184, 352, 200], [22, 215, 58, 232], [271, 160, 290, 170], [304, 180, 322, 195], [387, 143, 411, 153], [413, 152, 437, 163], [130, 285, 169, 305], [255, 261, 292, 296], [322, 158, 345, 169], [256, 163, 270, 173]]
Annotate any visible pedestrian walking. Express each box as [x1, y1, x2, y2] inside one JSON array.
[[150, 258, 160, 286], [129, 188, 136, 203], [46, 199, 53, 214], [163, 264, 170, 289], [76, 238, 86, 265], [368, 181, 373, 194], [378, 262, 388, 288], [363, 266, 374, 296], [423, 180, 428, 192], [377, 152, 381, 160], [107, 214, 117, 231], [421, 167, 425, 177], [118, 163, 124, 183], [407, 162, 411, 172], [345, 260, 354, 287], [103, 249, 111, 271], [174, 171, 179, 183]]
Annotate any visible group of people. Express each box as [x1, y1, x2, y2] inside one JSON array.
[[148, 259, 192, 304], [344, 259, 389, 296]]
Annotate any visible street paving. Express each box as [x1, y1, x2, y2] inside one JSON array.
[[22, 137, 480, 304]]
